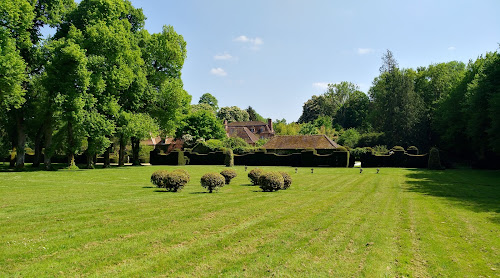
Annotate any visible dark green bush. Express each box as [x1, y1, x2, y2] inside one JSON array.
[[357, 132, 385, 147], [350, 147, 368, 160], [224, 148, 234, 167], [201, 172, 225, 193], [364, 147, 374, 154], [220, 169, 237, 184], [392, 146, 405, 151], [258, 172, 285, 192], [428, 147, 442, 170], [248, 168, 264, 185], [151, 170, 189, 192], [279, 172, 292, 189]]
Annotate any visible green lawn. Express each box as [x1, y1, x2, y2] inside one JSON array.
[[0, 164, 499, 277]]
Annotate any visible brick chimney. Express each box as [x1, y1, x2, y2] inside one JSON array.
[[267, 118, 273, 133], [224, 119, 228, 132]]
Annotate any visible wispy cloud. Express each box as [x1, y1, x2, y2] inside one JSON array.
[[234, 35, 264, 50], [210, 68, 227, 77], [214, 53, 233, 60], [357, 48, 374, 55], [448, 46, 456, 51], [312, 82, 330, 91]]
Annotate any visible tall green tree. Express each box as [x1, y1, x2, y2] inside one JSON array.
[[369, 50, 424, 146], [198, 93, 218, 111], [176, 110, 226, 141], [217, 106, 250, 123]]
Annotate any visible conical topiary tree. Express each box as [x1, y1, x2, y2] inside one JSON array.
[[428, 147, 442, 170]]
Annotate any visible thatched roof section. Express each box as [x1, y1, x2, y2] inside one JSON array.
[[263, 135, 340, 149]]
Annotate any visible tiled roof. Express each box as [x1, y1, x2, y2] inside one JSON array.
[[228, 127, 260, 144], [263, 135, 340, 149], [227, 121, 268, 127]]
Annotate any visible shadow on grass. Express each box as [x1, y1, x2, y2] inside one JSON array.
[[405, 169, 500, 224]]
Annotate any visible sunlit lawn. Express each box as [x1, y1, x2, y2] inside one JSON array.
[[0, 164, 499, 277]]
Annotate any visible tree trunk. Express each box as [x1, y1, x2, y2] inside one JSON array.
[[32, 127, 43, 167], [67, 122, 76, 168], [103, 145, 111, 168], [9, 136, 16, 168], [15, 112, 26, 170], [86, 137, 94, 169], [131, 137, 141, 166], [44, 123, 53, 171], [118, 136, 125, 167]]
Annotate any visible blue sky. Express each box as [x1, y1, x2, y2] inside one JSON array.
[[95, 1, 500, 122]]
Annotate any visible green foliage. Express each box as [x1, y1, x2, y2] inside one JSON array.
[[217, 106, 249, 123], [176, 110, 226, 141], [224, 148, 234, 167], [246, 106, 265, 122], [248, 168, 264, 185], [150, 170, 188, 192], [335, 146, 347, 152], [223, 137, 248, 149], [274, 121, 301, 135], [299, 122, 319, 135], [0, 28, 26, 110], [204, 139, 224, 150], [258, 171, 285, 192], [220, 169, 237, 184], [428, 147, 442, 170], [337, 128, 360, 148], [350, 147, 369, 160], [198, 93, 218, 111], [373, 145, 389, 155], [172, 168, 190, 182], [200, 172, 225, 193], [280, 172, 292, 189], [357, 132, 385, 147], [392, 146, 405, 151], [255, 138, 269, 147]]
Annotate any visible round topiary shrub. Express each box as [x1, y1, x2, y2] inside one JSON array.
[[172, 169, 190, 182], [279, 172, 292, 189], [151, 170, 189, 192], [392, 146, 405, 151], [151, 170, 168, 188], [259, 172, 285, 192], [220, 169, 237, 184], [248, 168, 264, 185], [201, 173, 225, 193], [164, 171, 189, 192], [428, 147, 442, 170]]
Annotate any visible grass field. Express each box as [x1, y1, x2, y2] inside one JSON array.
[[0, 164, 499, 277]]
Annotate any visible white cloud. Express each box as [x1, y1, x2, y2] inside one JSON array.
[[210, 68, 227, 77], [448, 46, 456, 51], [234, 35, 264, 50], [357, 48, 374, 55], [312, 82, 330, 91], [214, 53, 233, 60]]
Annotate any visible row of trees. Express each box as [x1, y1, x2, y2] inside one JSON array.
[[298, 49, 500, 165], [0, 0, 190, 169]]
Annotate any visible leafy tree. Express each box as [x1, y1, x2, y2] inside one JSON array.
[[217, 106, 249, 123], [297, 95, 329, 123], [299, 122, 319, 135], [198, 93, 218, 111], [337, 128, 360, 148], [176, 110, 226, 141], [191, 103, 216, 115], [246, 106, 265, 122], [369, 50, 424, 146]]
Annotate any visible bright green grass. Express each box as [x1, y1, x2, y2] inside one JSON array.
[[0, 164, 499, 277]]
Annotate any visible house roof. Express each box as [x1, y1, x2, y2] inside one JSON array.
[[227, 121, 268, 127], [263, 135, 341, 149], [228, 127, 260, 144]]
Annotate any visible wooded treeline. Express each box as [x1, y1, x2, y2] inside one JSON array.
[[0, 0, 191, 169], [296, 49, 500, 167]]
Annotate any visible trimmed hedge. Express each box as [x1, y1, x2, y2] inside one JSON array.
[[220, 169, 237, 184], [259, 172, 285, 192], [407, 146, 419, 155], [248, 168, 264, 185], [201, 173, 225, 193], [360, 151, 428, 168], [172, 169, 190, 182], [224, 149, 234, 167]]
